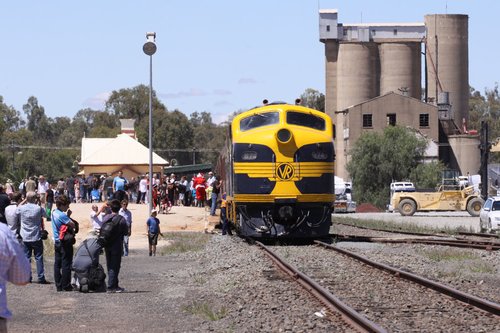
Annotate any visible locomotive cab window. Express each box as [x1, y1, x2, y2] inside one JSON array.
[[240, 111, 279, 131], [286, 111, 325, 130]]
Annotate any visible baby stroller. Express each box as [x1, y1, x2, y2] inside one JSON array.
[[71, 237, 106, 293], [90, 189, 100, 203]]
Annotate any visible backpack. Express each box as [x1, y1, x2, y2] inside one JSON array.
[[97, 214, 123, 247]]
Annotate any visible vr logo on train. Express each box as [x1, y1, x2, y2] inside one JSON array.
[[276, 163, 295, 180]]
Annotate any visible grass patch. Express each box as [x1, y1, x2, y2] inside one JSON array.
[[183, 301, 227, 321], [420, 248, 480, 261], [43, 238, 55, 257], [466, 261, 497, 274], [334, 216, 463, 235], [189, 272, 207, 285], [158, 232, 211, 255]]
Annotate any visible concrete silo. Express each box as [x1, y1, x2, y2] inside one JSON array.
[[425, 14, 469, 124], [336, 42, 379, 111], [324, 40, 339, 118], [379, 42, 421, 99]]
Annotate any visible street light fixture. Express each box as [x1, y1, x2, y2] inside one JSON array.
[[143, 32, 156, 213]]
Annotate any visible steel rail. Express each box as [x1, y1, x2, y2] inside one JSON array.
[[255, 241, 387, 333], [335, 221, 500, 239], [331, 234, 500, 251], [333, 221, 451, 237], [315, 240, 500, 316], [458, 231, 500, 239]]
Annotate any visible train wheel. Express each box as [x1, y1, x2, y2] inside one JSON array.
[[398, 199, 416, 216], [466, 197, 484, 217]]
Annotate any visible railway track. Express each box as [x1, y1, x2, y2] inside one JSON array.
[[256, 241, 387, 333], [334, 221, 500, 239], [331, 233, 500, 251], [257, 241, 500, 332], [333, 222, 500, 250]]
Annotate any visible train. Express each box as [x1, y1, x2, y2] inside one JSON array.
[[216, 100, 335, 238]]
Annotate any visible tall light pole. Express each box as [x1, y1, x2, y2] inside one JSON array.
[[143, 32, 157, 213]]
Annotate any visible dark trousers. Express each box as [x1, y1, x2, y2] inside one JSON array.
[[114, 190, 128, 202], [54, 240, 73, 290], [221, 207, 232, 235], [0, 317, 6, 333], [137, 191, 146, 204], [105, 250, 122, 289]]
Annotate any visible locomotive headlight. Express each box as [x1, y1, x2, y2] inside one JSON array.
[[312, 150, 328, 160], [276, 128, 292, 144], [241, 151, 258, 160]]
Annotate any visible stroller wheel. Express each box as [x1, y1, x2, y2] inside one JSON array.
[[80, 277, 88, 285], [81, 284, 89, 293]]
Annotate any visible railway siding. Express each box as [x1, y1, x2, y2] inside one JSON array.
[[271, 245, 500, 332]]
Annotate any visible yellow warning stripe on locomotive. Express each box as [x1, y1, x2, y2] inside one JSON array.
[[233, 194, 335, 203], [234, 162, 334, 179]]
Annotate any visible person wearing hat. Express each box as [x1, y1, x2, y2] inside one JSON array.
[[146, 209, 161, 257]]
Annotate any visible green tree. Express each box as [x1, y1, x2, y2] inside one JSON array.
[[105, 84, 165, 123], [23, 96, 52, 143], [0, 96, 24, 136], [469, 84, 500, 162], [299, 88, 325, 112], [189, 111, 226, 166], [347, 126, 428, 208], [409, 161, 445, 189]]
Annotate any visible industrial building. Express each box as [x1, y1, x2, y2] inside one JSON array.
[[319, 10, 479, 179]]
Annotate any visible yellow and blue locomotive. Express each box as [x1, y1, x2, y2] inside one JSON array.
[[219, 100, 335, 238]]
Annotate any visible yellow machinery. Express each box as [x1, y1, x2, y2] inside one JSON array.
[[391, 184, 484, 216]]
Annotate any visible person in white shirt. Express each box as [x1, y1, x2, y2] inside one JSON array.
[[89, 204, 107, 236], [207, 172, 216, 187], [5, 192, 23, 241], [37, 175, 49, 207], [137, 176, 148, 204]]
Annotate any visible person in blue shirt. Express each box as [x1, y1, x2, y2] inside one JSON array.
[[112, 171, 128, 202], [51, 195, 76, 291], [146, 210, 161, 257]]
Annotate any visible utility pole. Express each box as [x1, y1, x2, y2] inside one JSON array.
[[479, 121, 491, 199]]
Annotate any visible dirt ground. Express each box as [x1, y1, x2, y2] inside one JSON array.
[[47, 202, 220, 249]]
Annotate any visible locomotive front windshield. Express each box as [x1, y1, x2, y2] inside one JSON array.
[[240, 111, 279, 131], [286, 111, 325, 130]]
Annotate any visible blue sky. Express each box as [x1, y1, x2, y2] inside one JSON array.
[[1, 1, 498, 124]]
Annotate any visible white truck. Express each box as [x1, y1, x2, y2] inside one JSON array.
[[334, 177, 356, 213]]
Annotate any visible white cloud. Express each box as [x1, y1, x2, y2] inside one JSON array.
[[213, 100, 232, 107], [82, 92, 111, 110], [238, 78, 257, 84], [213, 89, 232, 96], [160, 88, 207, 99]]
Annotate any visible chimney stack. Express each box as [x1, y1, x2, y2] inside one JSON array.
[[120, 119, 136, 139]]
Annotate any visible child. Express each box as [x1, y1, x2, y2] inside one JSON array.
[[119, 200, 132, 257], [74, 181, 81, 203], [146, 209, 161, 256], [89, 204, 102, 236], [220, 193, 232, 236]]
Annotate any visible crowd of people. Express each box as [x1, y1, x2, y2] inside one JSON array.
[[0, 169, 228, 332], [4, 170, 223, 211]]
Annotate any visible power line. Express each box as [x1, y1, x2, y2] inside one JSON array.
[[0, 144, 218, 152]]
